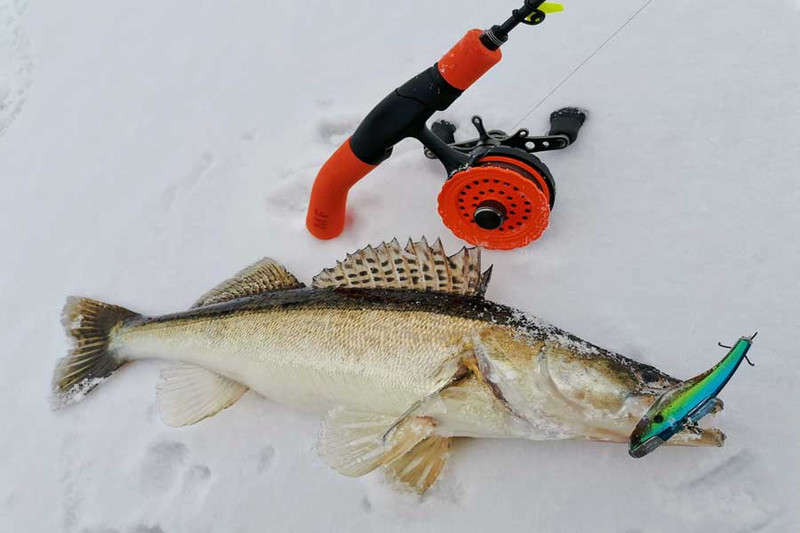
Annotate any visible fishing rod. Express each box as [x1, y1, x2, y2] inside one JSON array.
[[305, 0, 587, 250], [511, 0, 656, 129]]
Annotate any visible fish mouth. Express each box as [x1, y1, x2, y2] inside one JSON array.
[[628, 415, 726, 458], [628, 414, 671, 458], [669, 426, 726, 448], [629, 425, 726, 457], [629, 435, 666, 458], [627, 407, 726, 458]]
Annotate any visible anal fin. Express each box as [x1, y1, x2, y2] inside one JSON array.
[[156, 363, 248, 427], [384, 436, 452, 494]]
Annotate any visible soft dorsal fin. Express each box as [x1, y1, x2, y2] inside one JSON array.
[[312, 238, 492, 297], [193, 257, 304, 308]]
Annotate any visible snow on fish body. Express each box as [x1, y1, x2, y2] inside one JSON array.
[[53, 238, 724, 493]]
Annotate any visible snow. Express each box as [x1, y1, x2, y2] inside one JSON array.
[[2, 0, 799, 530]]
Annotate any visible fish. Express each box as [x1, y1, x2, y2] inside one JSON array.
[[53, 238, 726, 494], [629, 334, 755, 458]]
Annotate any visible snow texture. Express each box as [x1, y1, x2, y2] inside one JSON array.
[[2, 0, 799, 531]]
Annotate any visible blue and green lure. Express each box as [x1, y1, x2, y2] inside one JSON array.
[[629, 333, 756, 458]]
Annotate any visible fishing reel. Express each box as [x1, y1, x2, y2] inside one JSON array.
[[306, 0, 586, 250], [427, 110, 585, 249]]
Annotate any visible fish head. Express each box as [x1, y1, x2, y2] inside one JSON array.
[[474, 330, 668, 440], [475, 327, 726, 448]]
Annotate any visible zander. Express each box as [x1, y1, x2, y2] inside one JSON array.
[[53, 238, 725, 493]]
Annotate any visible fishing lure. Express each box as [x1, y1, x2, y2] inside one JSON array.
[[629, 334, 756, 458]]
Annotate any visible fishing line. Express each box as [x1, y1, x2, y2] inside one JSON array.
[[510, 0, 657, 129]]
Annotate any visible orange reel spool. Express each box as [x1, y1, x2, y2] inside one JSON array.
[[438, 154, 553, 250]]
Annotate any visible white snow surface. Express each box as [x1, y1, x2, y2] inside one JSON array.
[[2, 0, 800, 531]]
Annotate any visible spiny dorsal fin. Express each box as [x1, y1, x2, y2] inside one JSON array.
[[156, 363, 248, 427], [311, 238, 492, 297], [193, 257, 304, 308], [476, 265, 493, 298]]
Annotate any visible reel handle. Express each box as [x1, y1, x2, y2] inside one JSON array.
[[548, 107, 587, 143], [306, 140, 376, 240]]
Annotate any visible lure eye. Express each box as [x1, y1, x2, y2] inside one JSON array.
[[653, 414, 664, 424]]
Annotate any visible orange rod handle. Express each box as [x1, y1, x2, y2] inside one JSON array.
[[306, 137, 377, 239], [437, 29, 503, 91]]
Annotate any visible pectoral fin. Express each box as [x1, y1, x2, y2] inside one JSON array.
[[382, 342, 525, 447], [156, 363, 248, 427], [381, 362, 471, 442], [318, 350, 510, 493], [317, 408, 436, 477], [472, 329, 540, 415]]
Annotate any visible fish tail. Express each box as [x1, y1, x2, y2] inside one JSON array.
[[52, 297, 140, 409]]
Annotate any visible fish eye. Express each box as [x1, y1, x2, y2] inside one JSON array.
[[653, 414, 664, 424]]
